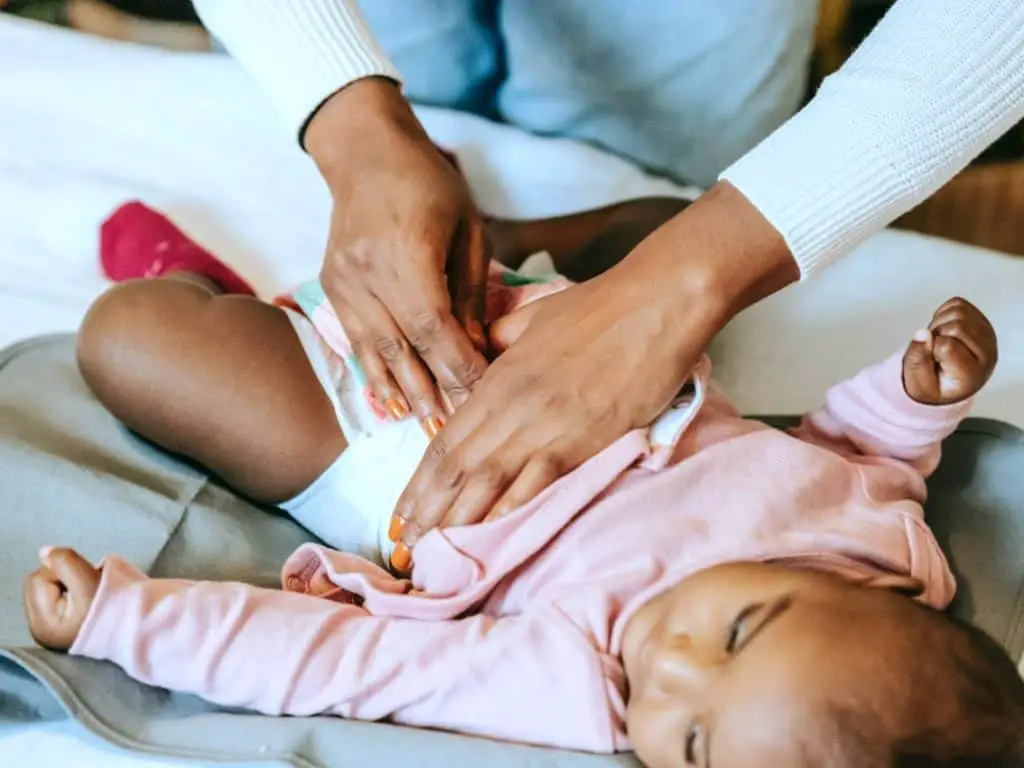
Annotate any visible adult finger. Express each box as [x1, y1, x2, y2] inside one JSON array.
[[439, 460, 514, 531], [386, 256, 489, 412], [319, 268, 410, 414], [409, 312, 490, 410], [333, 301, 409, 419], [390, 435, 520, 577], [485, 452, 566, 521], [392, 434, 467, 558], [393, 386, 513, 543], [325, 276, 445, 429], [448, 216, 490, 358], [488, 300, 547, 353]]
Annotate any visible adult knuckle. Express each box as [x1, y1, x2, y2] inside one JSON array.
[[349, 337, 372, 362], [407, 309, 446, 352], [423, 433, 449, 461], [446, 381, 472, 401], [435, 455, 468, 492], [406, 386, 434, 412], [473, 460, 509, 490], [452, 356, 486, 390], [535, 452, 565, 478], [341, 241, 376, 272], [374, 334, 407, 364], [515, 372, 546, 399], [541, 388, 572, 415]]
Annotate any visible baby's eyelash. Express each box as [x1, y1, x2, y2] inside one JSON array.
[[684, 721, 701, 764], [726, 603, 762, 653]]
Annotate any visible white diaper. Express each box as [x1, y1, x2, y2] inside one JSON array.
[[275, 254, 699, 567], [279, 309, 429, 565]]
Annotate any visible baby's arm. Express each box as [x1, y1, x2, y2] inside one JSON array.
[[792, 298, 997, 477], [24, 549, 616, 752]]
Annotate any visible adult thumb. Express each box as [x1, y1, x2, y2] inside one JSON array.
[[488, 300, 547, 352], [449, 216, 489, 353]]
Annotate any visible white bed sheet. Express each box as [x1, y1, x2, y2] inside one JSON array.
[[1, 15, 1022, 768]]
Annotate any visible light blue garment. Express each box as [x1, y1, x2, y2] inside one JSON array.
[[356, 0, 817, 186]]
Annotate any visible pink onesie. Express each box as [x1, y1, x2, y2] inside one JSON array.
[[69, 352, 966, 753]]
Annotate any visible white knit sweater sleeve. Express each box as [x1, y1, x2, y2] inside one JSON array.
[[721, 0, 1024, 277], [191, 0, 400, 139]]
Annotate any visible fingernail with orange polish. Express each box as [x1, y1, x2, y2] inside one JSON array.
[[390, 543, 411, 573], [423, 416, 445, 439], [385, 398, 408, 420], [388, 514, 405, 543]]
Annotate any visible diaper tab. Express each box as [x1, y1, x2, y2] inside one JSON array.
[[641, 355, 711, 470]]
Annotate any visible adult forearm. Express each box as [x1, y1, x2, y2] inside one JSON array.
[[191, 0, 400, 141], [619, 182, 799, 339], [722, 0, 1024, 276]]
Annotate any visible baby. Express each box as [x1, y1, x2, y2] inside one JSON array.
[[23, 200, 1024, 766]]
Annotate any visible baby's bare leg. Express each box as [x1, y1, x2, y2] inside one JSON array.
[[488, 197, 690, 281], [77, 275, 345, 502]]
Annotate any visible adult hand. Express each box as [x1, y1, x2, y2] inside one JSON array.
[[389, 183, 799, 568], [306, 78, 489, 433]]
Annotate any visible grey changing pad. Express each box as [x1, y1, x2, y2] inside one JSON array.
[[0, 335, 1022, 767]]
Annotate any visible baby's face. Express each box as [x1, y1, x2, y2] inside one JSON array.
[[621, 562, 929, 767]]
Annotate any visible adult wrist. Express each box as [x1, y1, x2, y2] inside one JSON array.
[[304, 77, 423, 179], [628, 182, 799, 330]]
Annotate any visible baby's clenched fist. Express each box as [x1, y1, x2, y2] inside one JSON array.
[[23, 547, 101, 652], [903, 297, 997, 406]]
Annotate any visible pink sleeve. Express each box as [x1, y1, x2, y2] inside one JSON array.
[[792, 351, 972, 477], [69, 558, 620, 752]]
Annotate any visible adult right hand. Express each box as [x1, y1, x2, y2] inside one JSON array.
[[305, 79, 490, 434], [390, 183, 801, 570]]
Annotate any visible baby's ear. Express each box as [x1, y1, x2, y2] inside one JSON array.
[[861, 573, 925, 597]]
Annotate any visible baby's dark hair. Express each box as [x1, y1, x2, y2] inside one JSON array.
[[809, 611, 1024, 767]]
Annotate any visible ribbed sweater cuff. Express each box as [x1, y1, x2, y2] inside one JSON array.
[[195, 0, 401, 142], [722, 0, 1024, 278]]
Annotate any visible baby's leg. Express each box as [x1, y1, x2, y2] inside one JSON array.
[[488, 196, 690, 281], [78, 273, 346, 503]]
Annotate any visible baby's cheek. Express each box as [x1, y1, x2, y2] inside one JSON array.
[[625, 695, 689, 768]]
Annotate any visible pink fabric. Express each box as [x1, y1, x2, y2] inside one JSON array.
[[100, 201, 257, 297], [70, 352, 967, 753]]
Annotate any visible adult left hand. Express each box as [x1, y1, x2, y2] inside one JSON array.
[[388, 183, 799, 572]]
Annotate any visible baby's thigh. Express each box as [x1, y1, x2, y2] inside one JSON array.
[[77, 282, 347, 503]]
